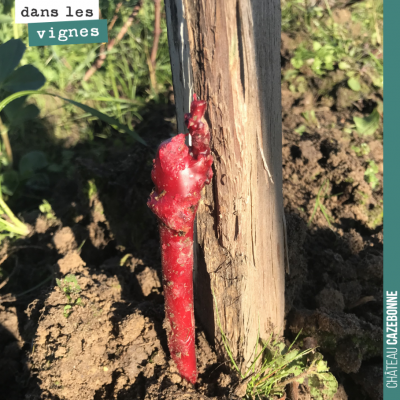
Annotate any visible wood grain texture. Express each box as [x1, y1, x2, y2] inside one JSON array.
[[165, 0, 285, 369]]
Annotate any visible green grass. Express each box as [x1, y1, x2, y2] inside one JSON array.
[[56, 274, 83, 318], [0, 0, 172, 243], [0, 0, 171, 143], [212, 290, 338, 399], [282, 0, 383, 230], [282, 0, 383, 93], [0, 193, 30, 237], [308, 179, 334, 228]]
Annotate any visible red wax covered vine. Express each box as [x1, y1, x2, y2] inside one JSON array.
[[147, 95, 213, 383], [147, 94, 213, 384]]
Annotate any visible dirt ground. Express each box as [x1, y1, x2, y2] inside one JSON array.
[[0, 30, 383, 400]]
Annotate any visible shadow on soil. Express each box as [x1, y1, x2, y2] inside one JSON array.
[[0, 101, 383, 399]]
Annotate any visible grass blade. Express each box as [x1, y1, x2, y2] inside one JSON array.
[[0, 91, 147, 145]]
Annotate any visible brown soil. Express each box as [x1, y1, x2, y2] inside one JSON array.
[[27, 264, 221, 400], [281, 26, 383, 399], [0, 29, 383, 400]]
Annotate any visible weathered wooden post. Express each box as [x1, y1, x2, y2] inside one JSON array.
[[164, 0, 287, 369]]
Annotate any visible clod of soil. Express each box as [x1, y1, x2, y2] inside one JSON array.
[[53, 227, 78, 255], [26, 249, 228, 400]]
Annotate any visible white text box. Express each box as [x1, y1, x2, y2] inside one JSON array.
[[15, 1, 99, 23]]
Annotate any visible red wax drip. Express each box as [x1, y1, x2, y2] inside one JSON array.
[[147, 94, 213, 384]]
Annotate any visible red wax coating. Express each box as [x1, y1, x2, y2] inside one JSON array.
[[147, 94, 213, 384]]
